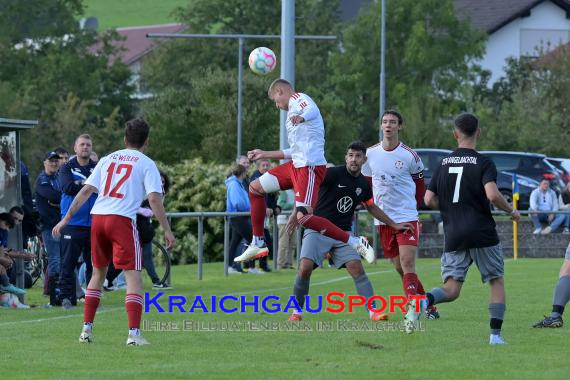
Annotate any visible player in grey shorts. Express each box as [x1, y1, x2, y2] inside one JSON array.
[[300, 230, 361, 270], [532, 241, 570, 328], [286, 141, 413, 322], [423, 113, 520, 345], [441, 244, 504, 284]]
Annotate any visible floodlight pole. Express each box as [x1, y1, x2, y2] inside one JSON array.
[[280, 0, 295, 153], [147, 32, 336, 160], [379, 0, 387, 141]]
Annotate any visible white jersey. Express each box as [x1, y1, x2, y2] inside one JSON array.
[[283, 92, 327, 168], [86, 149, 162, 221], [361, 142, 424, 224]]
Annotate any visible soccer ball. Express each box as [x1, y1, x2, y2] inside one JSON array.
[[248, 47, 277, 75]]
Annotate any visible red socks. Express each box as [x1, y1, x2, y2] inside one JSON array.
[[125, 293, 144, 329], [298, 214, 350, 243], [84, 288, 101, 324], [249, 190, 267, 237], [403, 273, 420, 299]]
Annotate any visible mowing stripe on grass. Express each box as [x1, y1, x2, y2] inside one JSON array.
[[1, 265, 439, 326]]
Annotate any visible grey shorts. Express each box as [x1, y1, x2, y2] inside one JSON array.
[[300, 229, 361, 269], [441, 243, 504, 283], [566, 242, 570, 261]]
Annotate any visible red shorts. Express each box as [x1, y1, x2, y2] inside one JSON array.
[[268, 161, 326, 207], [378, 221, 420, 259], [91, 214, 142, 271]]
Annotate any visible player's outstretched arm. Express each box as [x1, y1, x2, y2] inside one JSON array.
[[247, 149, 285, 161], [484, 182, 520, 222], [424, 190, 439, 210], [364, 202, 415, 233], [148, 192, 176, 249], [52, 184, 98, 238]]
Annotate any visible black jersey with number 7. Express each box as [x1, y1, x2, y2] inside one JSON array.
[[428, 148, 500, 252]]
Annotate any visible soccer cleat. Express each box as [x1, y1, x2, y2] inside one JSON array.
[[404, 298, 427, 334], [355, 236, 375, 264], [370, 312, 389, 321], [532, 315, 563, 328], [79, 328, 93, 343], [126, 334, 150, 346], [489, 334, 507, 345], [152, 282, 173, 290], [233, 244, 269, 263], [425, 305, 440, 320], [0, 283, 26, 296], [288, 313, 303, 321]]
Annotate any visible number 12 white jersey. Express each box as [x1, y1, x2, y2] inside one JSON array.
[[86, 148, 162, 221]]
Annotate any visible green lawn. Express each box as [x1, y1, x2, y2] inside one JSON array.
[[82, 0, 191, 30], [2, 258, 568, 379]]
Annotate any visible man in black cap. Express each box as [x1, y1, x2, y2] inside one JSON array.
[[35, 151, 62, 306]]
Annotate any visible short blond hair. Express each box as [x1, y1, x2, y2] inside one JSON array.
[[267, 79, 292, 98]]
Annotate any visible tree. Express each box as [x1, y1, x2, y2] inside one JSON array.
[[473, 51, 570, 156], [326, 0, 485, 147], [0, 1, 135, 176], [140, 0, 342, 162]]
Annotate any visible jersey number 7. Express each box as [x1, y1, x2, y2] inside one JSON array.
[[103, 163, 133, 199], [449, 166, 463, 203]]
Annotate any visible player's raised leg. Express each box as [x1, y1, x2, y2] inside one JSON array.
[[235, 162, 288, 262]]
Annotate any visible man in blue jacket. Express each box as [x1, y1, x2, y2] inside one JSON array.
[[225, 164, 251, 273], [58, 135, 97, 309], [35, 151, 63, 305]]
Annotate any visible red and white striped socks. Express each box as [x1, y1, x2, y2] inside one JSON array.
[[83, 288, 102, 325], [126, 293, 144, 334]]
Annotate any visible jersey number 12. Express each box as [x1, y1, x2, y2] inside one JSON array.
[[449, 166, 463, 203], [103, 163, 133, 199]]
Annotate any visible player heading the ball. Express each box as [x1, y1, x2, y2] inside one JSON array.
[[234, 79, 375, 264]]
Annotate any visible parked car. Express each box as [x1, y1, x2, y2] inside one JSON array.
[[480, 151, 564, 193], [416, 149, 538, 210], [546, 157, 570, 185]]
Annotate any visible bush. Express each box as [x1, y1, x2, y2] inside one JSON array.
[[157, 158, 229, 264]]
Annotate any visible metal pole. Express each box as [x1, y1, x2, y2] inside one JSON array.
[[379, 0, 386, 141], [272, 215, 279, 271], [197, 216, 204, 280], [280, 0, 295, 152], [372, 218, 379, 259], [296, 227, 302, 268], [223, 216, 230, 276], [237, 37, 244, 159]]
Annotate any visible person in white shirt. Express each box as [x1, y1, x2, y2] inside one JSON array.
[[529, 179, 566, 234], [362, 110, 438, 322], [53, 118, 175, 347], [234, 79, 374, 264]]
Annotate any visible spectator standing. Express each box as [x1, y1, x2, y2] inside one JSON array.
[[35, 151, 63, 305], [277, 189, 296, 269], [58, 134, 97, 309]]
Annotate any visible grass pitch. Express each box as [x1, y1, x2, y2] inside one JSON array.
[[1, 258, 568, 379], [82, 0, 190, 30]]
